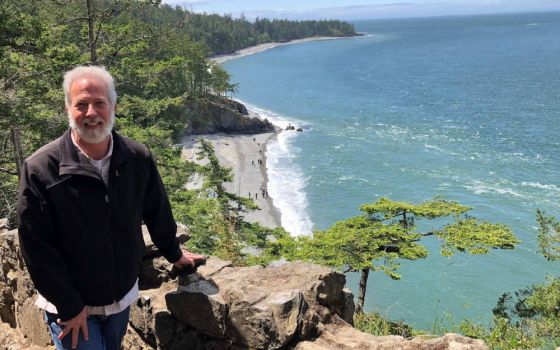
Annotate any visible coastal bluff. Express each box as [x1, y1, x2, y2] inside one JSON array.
[[183, 97, 276, 135], [0, 221, 488, 349]]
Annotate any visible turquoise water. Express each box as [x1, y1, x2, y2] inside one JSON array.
[[222, 12, 560, 330]]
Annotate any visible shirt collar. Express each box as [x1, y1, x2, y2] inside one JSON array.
[[71, 132, 113, 163]]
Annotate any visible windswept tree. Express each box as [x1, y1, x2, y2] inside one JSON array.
[[282, 197, 519, 310]]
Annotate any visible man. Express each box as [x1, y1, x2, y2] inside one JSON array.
[[17, 65, 205, 349]]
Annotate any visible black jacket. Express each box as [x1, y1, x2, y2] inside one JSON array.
[[17, 129, 181, 321]]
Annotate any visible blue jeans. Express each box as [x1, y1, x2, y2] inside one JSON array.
[[45, 307, 130, 350]]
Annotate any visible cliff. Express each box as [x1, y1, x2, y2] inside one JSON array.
[[0, 222, 488, 349], [183, 97, 276, 135]]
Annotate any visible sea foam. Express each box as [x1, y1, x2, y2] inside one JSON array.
[[242, 101, 314, 236]]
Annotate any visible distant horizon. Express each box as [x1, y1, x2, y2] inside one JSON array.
[[349, 9, 560, 22], [163, 0, 560, 21]]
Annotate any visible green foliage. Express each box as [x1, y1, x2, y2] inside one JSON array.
[[285, 215, 427, 280], [360, 196, 470, 220], [436, 218, 518, 257], [243, 225, 293, 267], [536, 209, 560, 261], [525, 276, 560, 339], [354, 311, 413, 338], [0, 0, 70, 224], [492, 287, 537, 321], [459, 318, 541, 350]]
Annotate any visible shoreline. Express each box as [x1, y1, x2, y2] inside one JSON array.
[[181, 132, 282, 229], [211, 36, 354, 64], [199, 35, 337, 231]]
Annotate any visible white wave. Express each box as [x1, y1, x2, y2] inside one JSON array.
[[464, 180, 526, 198], [337, 174, 370, 183], [424, 144, 444, 153], [520, 181, 560, 193], [241, 101, 314, 236]]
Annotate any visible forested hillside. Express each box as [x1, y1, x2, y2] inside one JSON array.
[[141, 4, 356, 55], [175, 13, 357, 55]]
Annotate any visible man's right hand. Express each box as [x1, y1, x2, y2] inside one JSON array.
[[173, 250, 207, 269], [57, 307, 89, 349]]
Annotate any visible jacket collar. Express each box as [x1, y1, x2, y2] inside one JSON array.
[[59, 129, 132, 177]]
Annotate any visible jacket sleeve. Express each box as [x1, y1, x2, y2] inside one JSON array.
[[142, 152, 182, 264], [17, 161, 84, 321]]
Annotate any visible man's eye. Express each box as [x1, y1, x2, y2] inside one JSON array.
[[95, 102, 106, 107]]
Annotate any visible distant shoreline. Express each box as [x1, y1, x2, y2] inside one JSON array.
[[211, 36, 357, 64]]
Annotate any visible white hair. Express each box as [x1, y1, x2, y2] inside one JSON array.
[[63, 65, 117, 107]]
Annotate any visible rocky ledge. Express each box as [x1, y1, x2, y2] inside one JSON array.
[[183, 97, 276, 135], [0, 223, 489, 349]]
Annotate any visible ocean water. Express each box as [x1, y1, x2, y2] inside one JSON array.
[[222, 12, 560, 330]]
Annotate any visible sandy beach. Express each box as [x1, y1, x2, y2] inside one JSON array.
[[182, 132, 282, 229], [188, 37, 342, 230], [211, 36, 349, 64]]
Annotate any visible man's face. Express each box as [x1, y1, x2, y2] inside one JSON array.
[[67, 77, 115, 144]]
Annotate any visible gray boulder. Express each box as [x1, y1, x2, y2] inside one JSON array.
[[163, 258, 353, 350]]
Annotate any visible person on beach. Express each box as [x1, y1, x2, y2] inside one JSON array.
[[17, 65, 205, 350]]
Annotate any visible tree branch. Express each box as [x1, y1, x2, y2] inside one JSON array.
[[106, 28, 175, 66], [49, 16, 89, 28], [92, 5, 116, 48]]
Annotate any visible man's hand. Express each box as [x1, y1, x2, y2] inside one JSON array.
[[57, 307, 88, 349], [173, 250, 207, 268]]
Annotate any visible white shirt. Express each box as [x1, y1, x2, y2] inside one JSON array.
[[35, 133, 139, 316]]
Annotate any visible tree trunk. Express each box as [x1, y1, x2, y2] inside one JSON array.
[[86, 0, 97, 63], [357, 268, 369, 313], [10, 128, 24, 179]]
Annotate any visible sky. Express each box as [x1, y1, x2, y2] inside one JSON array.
[[162, 0, 560, 20]]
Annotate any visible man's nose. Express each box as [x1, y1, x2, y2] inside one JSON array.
[[86, 104, 96, 117]]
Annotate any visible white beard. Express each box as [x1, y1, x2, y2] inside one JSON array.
[[68, 112, 114, 144]]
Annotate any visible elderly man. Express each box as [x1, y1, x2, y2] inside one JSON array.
[[17, 65, 204, 349]]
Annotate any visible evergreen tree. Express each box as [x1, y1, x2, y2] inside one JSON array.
[[280, 197, 518, 310]]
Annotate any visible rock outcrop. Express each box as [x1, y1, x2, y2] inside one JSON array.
[[183, 97, 276, 135], [295, 325, 487, 350], [0, 225, 489, 350], [0, 230, 53, 349]]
